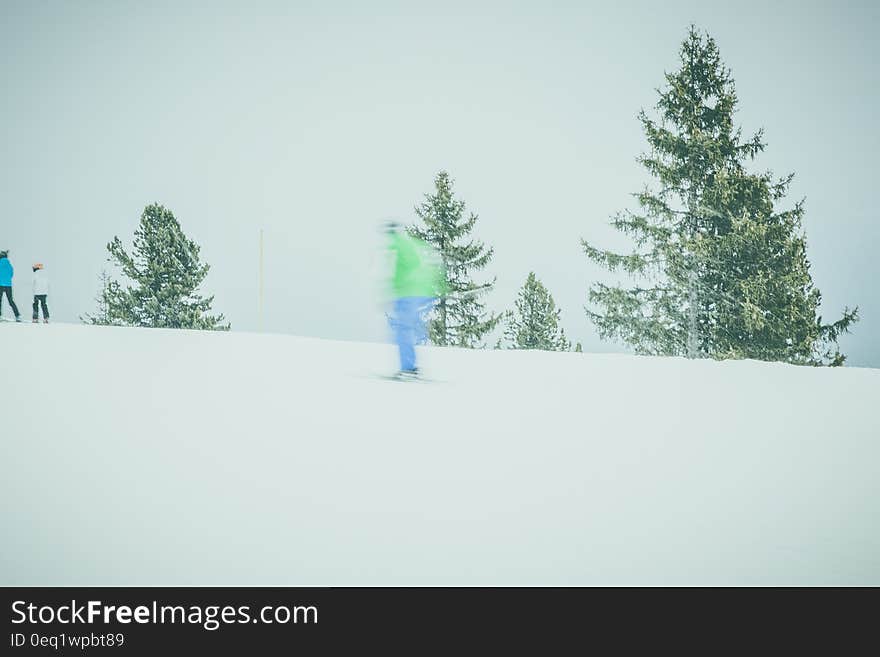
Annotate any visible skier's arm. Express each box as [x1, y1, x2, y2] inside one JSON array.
[[380, 245, 398, 307]]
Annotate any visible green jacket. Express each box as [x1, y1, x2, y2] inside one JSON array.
[[388, 232, 448, 298]]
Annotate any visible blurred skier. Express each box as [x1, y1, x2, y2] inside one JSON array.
[[32, 263, 50, 323], [384, 222, 447, 379], [0, 250, 22, 322]]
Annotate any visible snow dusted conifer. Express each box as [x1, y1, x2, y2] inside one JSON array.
[[501, 272, 571, 351], [582, 27, 857, 365], [410, 171, 500, 347], [88, 203, 229, 330], [82, 270, 120, 326]]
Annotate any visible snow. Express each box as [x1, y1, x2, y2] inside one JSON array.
[[2, 322, 878, 585]]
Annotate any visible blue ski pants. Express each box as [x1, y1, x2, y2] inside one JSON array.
[[390, 296, 435, 372]]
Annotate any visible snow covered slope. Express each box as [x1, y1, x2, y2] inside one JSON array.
[[2, 322, 878, 585]]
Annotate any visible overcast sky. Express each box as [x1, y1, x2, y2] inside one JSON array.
[[2, 0, 877, 365]]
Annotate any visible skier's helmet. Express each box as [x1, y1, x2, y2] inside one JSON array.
[[0, 250, 7, 259], [383, 220, 402, 234]]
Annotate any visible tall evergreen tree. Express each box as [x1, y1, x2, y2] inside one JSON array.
[[86, 203, 229, 330], [582, 27, 857, 366], [501, 272, 571, 351], [410, 171, 501, 347]]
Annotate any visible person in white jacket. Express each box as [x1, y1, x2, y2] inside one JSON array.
[[32, 263, 50, 323]]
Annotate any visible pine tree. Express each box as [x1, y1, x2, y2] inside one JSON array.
[[410, 171, 501, 347], [87, 203, 229, 330], [582, 26, 857, 366], [501, 272, 571, 351], [82, 270, 119, 326]]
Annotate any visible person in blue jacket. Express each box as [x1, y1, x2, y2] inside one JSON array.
[[0, 250, 22, 321]]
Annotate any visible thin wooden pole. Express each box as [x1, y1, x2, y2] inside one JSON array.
[[259, 228, 264, 332]]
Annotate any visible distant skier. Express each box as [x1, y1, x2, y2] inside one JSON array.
[[384, 222, 447, 378], [0, 250, 22, 322], [32, 263, 50, 323]]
